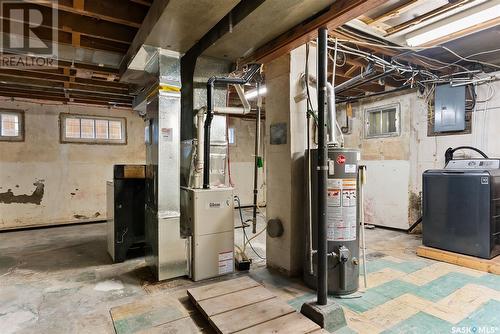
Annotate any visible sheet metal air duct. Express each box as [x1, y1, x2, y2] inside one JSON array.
[[203, 64, 261, 189]]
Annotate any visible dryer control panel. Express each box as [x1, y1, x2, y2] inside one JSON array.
[[445, 159, 500, 170]]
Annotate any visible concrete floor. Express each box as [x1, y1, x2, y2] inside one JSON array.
[[0, 217, 499, 333]]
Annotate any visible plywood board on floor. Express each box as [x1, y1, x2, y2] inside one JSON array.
[[188, 276, 260, 301], [199, 285, 275, 316], [110, 293, 200, 334], [187, 276, 322, 334], [135, 317, 201, 334], [236, 312, 322, 334], [417, 246, 500, 275]]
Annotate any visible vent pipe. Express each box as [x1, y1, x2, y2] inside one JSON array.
[[317, 27, 329, 306], [203, 64, 261, 189]]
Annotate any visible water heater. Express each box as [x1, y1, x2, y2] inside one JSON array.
[[304, 147, 360, 295]]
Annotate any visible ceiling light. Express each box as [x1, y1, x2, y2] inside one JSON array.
[[406, 3, 500, 46], [244, 86, 267, 100]]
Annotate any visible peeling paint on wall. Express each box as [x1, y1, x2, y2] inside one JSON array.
[[0, 100, 146, 230], [408, 191, 422, 219], [73, 212, 101, 220], [0, 180, 44, 205]]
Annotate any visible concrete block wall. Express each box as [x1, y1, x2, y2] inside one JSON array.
[[0, 100, 145, 230], [336, 90, 419, 229]]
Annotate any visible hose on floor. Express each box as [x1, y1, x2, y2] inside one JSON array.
[[234, 196, 266, 260]]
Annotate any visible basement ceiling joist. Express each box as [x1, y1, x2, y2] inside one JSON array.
[[28, 0, 149, 28], [0, 0, 495, 107], [0, 0, 150, 107], [239, 0, 390, 64]]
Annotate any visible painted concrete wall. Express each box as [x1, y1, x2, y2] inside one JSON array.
[[338, 74, 500, 229], [265, 44, 317, 275], [227, 117, 266, 207], [337, 90, 418, 229], [410, 77, 500, 193], [0, 100, 145, 230]]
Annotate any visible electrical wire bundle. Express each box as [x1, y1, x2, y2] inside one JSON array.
[[322, 35, 500, 104]]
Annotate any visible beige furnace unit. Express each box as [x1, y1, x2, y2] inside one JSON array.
[[181, 187, 234, 281]]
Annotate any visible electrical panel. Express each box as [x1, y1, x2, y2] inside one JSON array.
[[434, 84, 466, 133]]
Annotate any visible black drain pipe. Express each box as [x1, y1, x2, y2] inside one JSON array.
[[317, 27, 329, 306], [203, 64, 261, 189], [252, 80, 263, 233]]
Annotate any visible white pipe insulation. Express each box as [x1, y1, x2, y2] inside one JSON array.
[[214, 84, 251, 115], [296, 73, 339, 146]]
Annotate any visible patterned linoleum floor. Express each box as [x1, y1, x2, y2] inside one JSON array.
[[108, 227, 500, 334], [284, 229, 500, 334], [4, 222, 497, 333]]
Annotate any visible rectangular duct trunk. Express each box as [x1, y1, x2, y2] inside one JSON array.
[[144, 51, 188, 281]]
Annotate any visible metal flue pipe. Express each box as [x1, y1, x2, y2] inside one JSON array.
[[203, 64, 261, 189], [317, 27, 329, 306]]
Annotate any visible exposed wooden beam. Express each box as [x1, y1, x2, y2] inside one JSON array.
[[27, 0, 148, 28], [0, 69, 129, 91], [0, 75, 129, 96], [385, 0, 472, 36], [130, 0, 152, 6], [345, 65, 360, 77], [0, 92, 133, 107], [331, 29, 399, 57], [330, 74, 386, 93], [2, 4, 139, 44], [241, 0, 389, 65], [57, 60, 119, 76], [73, 0, 85, 10], [366, 0, 422, 26], [7, 24, 130, 54], [72, 32, 81, 48], [0, 86, 133, 106]]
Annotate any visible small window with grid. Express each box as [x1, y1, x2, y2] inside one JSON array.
[[60, 114, 126, 144], [0, 110, 24, 142], [228, 127, 236, 145], [364, 104, 400, 138]]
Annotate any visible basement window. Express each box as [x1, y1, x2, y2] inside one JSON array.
[[228, 127, 236, 145], [0, 110, 23, 142], [60, 114, 126, 144], [365, 104, 400, 138]]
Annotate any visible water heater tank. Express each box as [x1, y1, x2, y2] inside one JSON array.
[[304, 147, 360, 295]]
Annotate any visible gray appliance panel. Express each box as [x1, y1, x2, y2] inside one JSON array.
[[445, 159, 500, 170], [434, 84, 466, 133], [423, 169, 500, 259]]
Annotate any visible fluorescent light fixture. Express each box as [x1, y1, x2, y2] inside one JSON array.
[[406, 3, 500, 46], [245, 86, 267, 99]]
